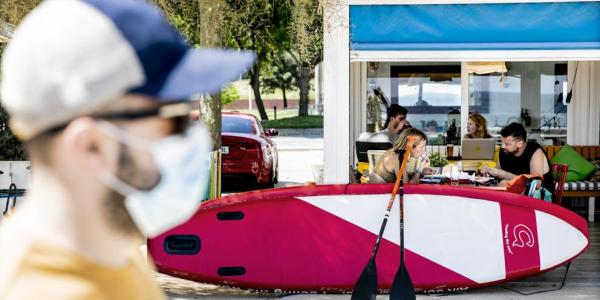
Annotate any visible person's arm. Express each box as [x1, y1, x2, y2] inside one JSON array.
[[481, 159, 516, 181], [529, 148, 550, 177], [408, 170, 421, 183], [403, 168, 412, 184], [372, 152, 398, 183]]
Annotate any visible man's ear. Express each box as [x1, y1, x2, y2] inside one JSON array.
[[60, 117, 114, 173]]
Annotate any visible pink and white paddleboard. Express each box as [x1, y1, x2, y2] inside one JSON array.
[[148, 184, 589, 293]]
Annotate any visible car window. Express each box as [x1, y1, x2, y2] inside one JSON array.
[[254, 116, 265, 135], [222, 116, 256, 134]]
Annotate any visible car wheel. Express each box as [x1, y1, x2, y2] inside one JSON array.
[[261, 167, 276, 189], [262, 178, 275, 189]]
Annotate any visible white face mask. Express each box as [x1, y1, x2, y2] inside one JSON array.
[[98, 121, 211, 238]]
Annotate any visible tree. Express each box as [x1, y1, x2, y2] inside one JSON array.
[[290, 0, 322, 116], [221, 0, 292, 120], [0, 102, 27, 161], [0, 0, 40, 27], [261, 51, 297, 109], [1, 2, 40, 161], [154, 0, 226, 151], [221, 84, 240, 106], [0, 44, 27, 161]]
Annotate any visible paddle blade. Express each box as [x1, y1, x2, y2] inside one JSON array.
[[389, 263, 416, 300], [351, 260, 378, 300]]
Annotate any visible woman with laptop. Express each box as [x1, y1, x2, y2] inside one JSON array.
[[464, 112, 492, 139]]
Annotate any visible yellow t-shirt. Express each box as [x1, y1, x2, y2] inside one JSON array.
[[0, 219, 164, 300]]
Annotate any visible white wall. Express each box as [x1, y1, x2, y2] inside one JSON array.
[[323, 2, 350, 183], [0, 161, 29, 222], [567, 61, 600, 145], [0, 161, 30, 189]]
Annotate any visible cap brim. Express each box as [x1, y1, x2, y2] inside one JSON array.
[[157, 48, 255, 101]]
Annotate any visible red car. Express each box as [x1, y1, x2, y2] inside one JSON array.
[[221, 112, 279, 188]]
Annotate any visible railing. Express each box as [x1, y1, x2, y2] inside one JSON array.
[[0, 161, 30, 218], [426, 145, 458, 157]]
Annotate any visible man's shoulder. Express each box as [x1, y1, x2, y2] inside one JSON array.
[[0, 217, 35, 293], [358, 131, 393, 144], [2, 270, 100, 300], [527, 142, 548, 156], [0, 219, 164, 300], [0, 221, 85, 299]]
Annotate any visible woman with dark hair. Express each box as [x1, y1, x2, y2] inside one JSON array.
[[464, 112, 492, 139], [369, 128, 430, 184]]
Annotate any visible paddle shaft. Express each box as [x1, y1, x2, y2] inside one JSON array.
[[351, 138, 415, 300], [399, 182, 405, 263], [367, 141, 414, 259], [389, 146, 417, 300]]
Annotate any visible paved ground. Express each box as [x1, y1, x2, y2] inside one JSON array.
[[157, 129, 600, 299], [272, 134, 324, 186]]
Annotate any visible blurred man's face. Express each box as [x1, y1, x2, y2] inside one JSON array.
[[98, 96, 183, 236], [389, 114, 407, 134], [104, 142, 159, 237], [501, 136, 524, 155]]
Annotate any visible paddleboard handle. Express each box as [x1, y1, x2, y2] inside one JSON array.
[[164, 235, 201, 255]]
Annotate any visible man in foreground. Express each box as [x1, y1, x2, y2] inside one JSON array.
[[0, 0, 253, 298]]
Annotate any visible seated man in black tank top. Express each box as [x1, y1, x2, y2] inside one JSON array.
[[481, 123, 554, 195]]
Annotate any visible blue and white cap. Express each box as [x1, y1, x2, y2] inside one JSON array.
[[1, 0, 254, 140]]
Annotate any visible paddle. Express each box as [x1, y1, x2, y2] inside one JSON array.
[[351, 137, 415, 300], [389, 154, 416, 300]]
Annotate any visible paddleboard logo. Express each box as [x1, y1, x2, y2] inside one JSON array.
[[504, 223, 535, 254], [512, 224, 535, 248]]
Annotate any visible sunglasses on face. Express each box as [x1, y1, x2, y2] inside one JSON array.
[[37, 102, 194, 139]]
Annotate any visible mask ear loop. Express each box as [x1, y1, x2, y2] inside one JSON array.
[[95, 120, 152, 197], [100, 171, 138, 197]]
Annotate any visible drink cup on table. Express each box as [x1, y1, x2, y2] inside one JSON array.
[[450, 166, 460, 186], [446, 144, 454, 157]]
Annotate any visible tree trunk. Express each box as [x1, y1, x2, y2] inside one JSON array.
[[281, 84, 288, 109], [298, 66, 312, 117], [250, 62, 269, 120], [198, 0, 224, 151], [198, 0, 224, 199]]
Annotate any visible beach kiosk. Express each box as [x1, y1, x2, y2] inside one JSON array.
[[323, 0, 600, 184]]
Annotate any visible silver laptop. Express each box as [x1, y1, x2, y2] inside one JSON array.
[[461, 138, 495, 160]]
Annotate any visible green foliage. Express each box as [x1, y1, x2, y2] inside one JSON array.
[[1, 4, 37, 161], [221, 84, 240, 105], [154, 0, 224, 48], [261, 115, 322, 129], [291, 0, 322, 68], [290, 0, 322, 116], [428, 152, 448, 168], [220, 0, 293, 120], [0, 0, 41, 26], [261, 52, 297, 95], [221, 0, 292, 54], [0, 104, 27, 161]]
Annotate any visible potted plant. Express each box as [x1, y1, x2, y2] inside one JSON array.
[[428, 152, 448, 175]]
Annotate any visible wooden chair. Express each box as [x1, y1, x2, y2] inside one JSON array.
[[552, 163, 569, 206]]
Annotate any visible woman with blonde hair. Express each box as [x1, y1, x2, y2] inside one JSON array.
[[369, 127, 430, 184], [464, 112, 492, 139]]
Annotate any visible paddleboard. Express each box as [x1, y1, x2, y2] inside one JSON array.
[[148, 184, 589, 293]]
